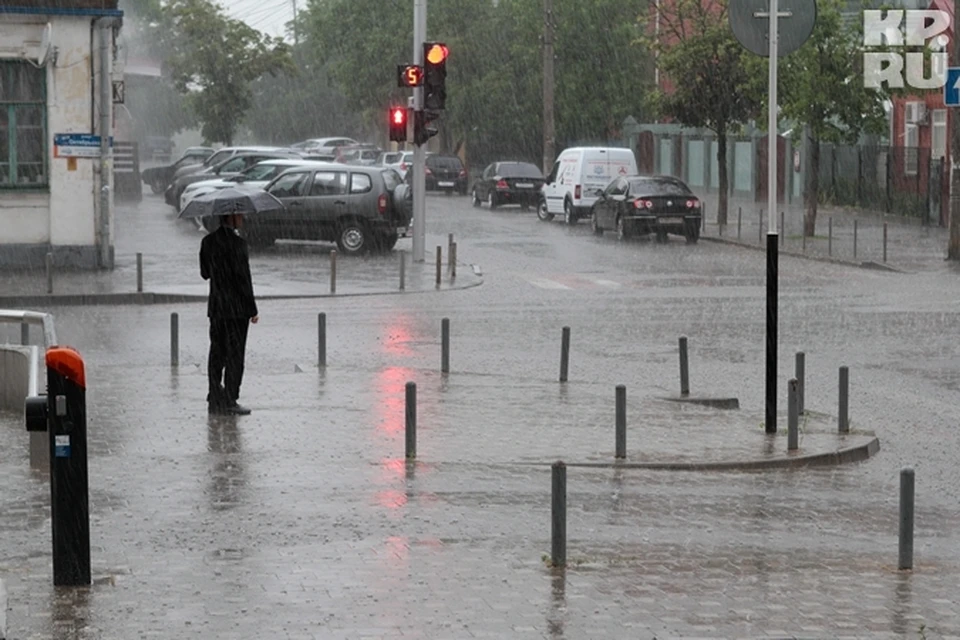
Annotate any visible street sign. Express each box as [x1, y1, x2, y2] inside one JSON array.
[[945, 68, 960, 106], [54, 134, 113, 158], [112, 80, 124, 104], [730, 0, 817, 57]]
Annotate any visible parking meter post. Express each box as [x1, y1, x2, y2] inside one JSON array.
[[788, 378, 799, 451], [399, 251, 406, 291], [136, 252, 143, 293], [551, 461, 566, 567], [448, 233, 453, 271], [45, 347, 91, 586], [405, 382, 416, 459], [318, 313, 327, 367], [330, 250, 337, 294], [441, 317, 450, 373], [679, 336, 690, 397], [451, 242, 457, 279], [559, 326, 570, 382], [838, 366, 849, 433], [615, 385, 626, 459], [795, 352, 805, 415], [170, 313, 179, 367], [435, 246, 442, 288]]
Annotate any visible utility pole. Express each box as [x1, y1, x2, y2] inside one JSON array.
[[412, 0, 427, 263], [291, 0, 298, 46], [542, 0, 555, 175], [98, 18, 114, 270], [948, 0, 960, 258]]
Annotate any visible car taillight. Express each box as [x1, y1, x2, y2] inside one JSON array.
[[496, 179, 508, 190], [686, 199, 699, 208], [378, 193, 387, 214], [574, 185, 581, 199], [400, 163, 407, 171], [459, 169, 467, 177], [425, 167, 432, 175], [634, 199, 654, 209]]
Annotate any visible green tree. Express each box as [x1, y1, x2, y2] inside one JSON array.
[[161, 0, 294, 145], [640, 0, 762, 226], [776, 0, 892, 236]]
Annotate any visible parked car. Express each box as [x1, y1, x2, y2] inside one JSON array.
[[179, 158, 335, 211], [538, 147, 638, 224], [143, 136, 176, 162], [335, 145, 382, 165], [241, 164, 411, 255], [294, 137, 359, 153], [589, 175, 701, 243], [380, 151, 415, 180], [471, 161, 545, 210], [141, 146, 214, 194], [169, 146, 293, 184], [165, 150, 301, 208], [405, 154, 467, 194]]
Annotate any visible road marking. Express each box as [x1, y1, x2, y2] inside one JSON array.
[[525, 277, 572, 290], [591, 279, 622, 288]]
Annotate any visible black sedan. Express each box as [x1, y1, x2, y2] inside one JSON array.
[[590, 175, 701, 243], [141, 146, 214, 194], [471, 161, 545, 210]]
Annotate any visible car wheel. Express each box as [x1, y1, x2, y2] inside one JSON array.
[[537, 198, 554, 222], [564, 200, 576, 225], [616, 216, 629, 241], [335, 219, 370, 255], [591, 210, 603, 236], [685, 221, 700, 244], [487, 191, 498, 210], [472, 189, 481, 208]]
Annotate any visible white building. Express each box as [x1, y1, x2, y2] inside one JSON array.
[[0, 0, 123, 269]]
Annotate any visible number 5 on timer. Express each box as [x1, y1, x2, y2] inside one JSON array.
[[397, 64, 423, 88]]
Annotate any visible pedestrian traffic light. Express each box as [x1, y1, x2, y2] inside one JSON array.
[[423, 42, 448, 111], [389, 107, 407, 143]]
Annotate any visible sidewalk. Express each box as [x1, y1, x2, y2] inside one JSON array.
[[698, 193, 955, 273], [0, 197, 481, 305]]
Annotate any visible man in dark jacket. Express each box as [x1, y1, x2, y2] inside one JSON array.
[[200, 212, 259, 415]]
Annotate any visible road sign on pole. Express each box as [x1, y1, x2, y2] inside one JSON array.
[[945, 67, 960, 106]]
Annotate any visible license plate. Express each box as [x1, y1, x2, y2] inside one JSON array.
[[438, 181, 455, 187], [658, 216, 684, 223], [516, 182, 534, 188]]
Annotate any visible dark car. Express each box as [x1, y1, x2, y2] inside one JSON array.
[[165, 150, 301, 208], [141, 146, 214, 194], [409, 154, 467, 194], [241, 164, 412, 255], [590, 175, 701, 243], [470, 161, 545, 210]]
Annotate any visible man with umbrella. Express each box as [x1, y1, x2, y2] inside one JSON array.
[[200, 204, 259, 415]]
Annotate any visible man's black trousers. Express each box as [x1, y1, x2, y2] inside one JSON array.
[[208, 318, 250, 407]]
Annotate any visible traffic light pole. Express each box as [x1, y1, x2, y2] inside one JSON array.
[[412, 0, 427, 263]]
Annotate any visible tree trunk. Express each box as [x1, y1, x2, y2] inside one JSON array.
[[717, 132, 728, 226], [804, 135, 819, 236]]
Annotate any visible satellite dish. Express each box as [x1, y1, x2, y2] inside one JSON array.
[[38, 22, 56, 67]]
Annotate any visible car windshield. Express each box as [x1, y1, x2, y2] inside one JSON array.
[[381, 169, 400, 191], [428, 156, 462, 170], [244, 164, 281, 181], [499, 163, 542, 178], [628, 178, 692, 196], [205, 150, 231, 166]]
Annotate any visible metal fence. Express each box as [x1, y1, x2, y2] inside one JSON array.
[[817, 144, 945, 225]]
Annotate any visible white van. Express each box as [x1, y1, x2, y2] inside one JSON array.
[[538, 147, 638, 224]]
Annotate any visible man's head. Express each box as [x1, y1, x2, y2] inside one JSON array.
[[219, 213, 244, 229]]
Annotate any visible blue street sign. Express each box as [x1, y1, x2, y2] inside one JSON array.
[[945, 68, 960, 106], [54, 133, 114, 158]]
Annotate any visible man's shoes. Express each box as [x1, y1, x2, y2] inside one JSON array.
[[224, 403, 251, 415]]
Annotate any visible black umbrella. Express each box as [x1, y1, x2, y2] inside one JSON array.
[[177, 187, 286, 219]]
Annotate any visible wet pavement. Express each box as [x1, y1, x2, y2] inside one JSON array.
[[0, 192, 959, 638]]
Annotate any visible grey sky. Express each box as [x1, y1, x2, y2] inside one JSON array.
[[220, 0, 296, 40]]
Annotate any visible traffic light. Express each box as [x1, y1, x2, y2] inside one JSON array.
[[389, 107, 407, 143], [422, 42, 448, 111], [397, 64, 423, 88]]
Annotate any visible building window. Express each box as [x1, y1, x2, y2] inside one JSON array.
[[0, 61, 47, 188], [932, 109, 947, 160], [904, 101, 921, 176]]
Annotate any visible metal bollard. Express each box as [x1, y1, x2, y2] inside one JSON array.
[[20, 322, 29, 346], [737, 206, 742, 240], [318, 312, 326, 367], [615, 385, 626, 459], [795, 352, 805, 415], [136, 252, 143, 293], [399, 250, 406, 291], [838, 366, 849, 433], [441, 317, 450, 373], [170, 312, 179, 367], [758, 208, 763, 243], [329, 250, 337, 294], [780, 211, 784, 246], [451, 242, 457, 279], [435, 246, 442, 288], [405, 382, 417, 459], [551, 461, 566, 567], [679, 336, 690, 397], [559, 326, 570, 382], [854, 220, 858, 260], [828, 217, 833, 256], [898, 467, 915, 570], [448, 233, 454, 271], [788, 378, 799, 451], [46, 252, 53, 294], [883, 222, 888, 263]]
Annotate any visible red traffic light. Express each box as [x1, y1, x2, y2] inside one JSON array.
[[392, 108, 406, 125], [425, 43, 448, 65]]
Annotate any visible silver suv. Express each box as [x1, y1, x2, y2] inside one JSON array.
[[244, 164, 411, 254]]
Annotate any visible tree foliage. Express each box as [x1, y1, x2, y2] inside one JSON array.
[[640, 0, 762, 224]]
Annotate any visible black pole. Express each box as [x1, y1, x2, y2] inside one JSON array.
[[766, 232, 778, 434]]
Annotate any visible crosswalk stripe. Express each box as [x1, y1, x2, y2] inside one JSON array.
[[525, 277, 572, 290], [592, 279, 622, 288]]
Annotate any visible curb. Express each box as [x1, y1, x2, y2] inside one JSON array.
[[525, 436, 879, 472], [662, 396, 740, 410], [0, 278, 483, 307], [700, 235, 908, 273]]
